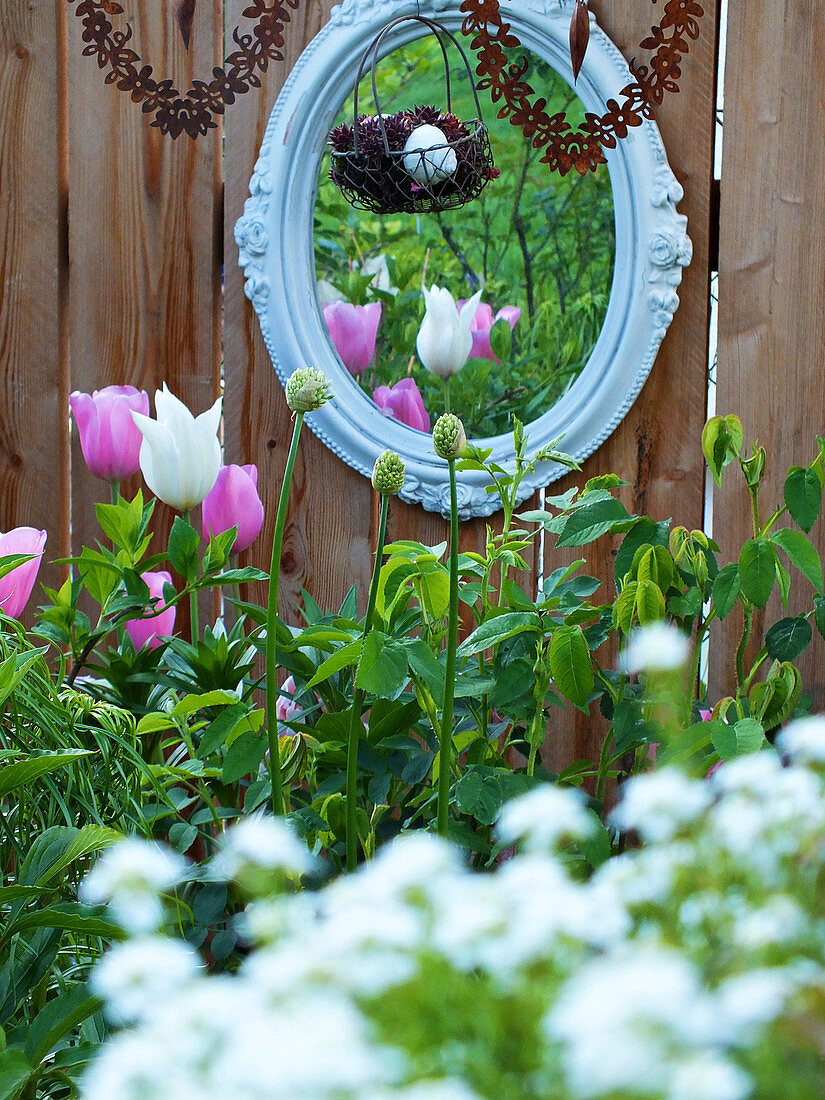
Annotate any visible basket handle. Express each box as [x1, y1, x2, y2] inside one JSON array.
[[351, 15, 487, 157]]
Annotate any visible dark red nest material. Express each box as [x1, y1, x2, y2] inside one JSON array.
[[329, 104, 496, 216]]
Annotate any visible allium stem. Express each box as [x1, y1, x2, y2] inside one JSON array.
[[346, 491, 390, 872], [183, 510, 199, 643], [266, 411, 304, 817], [437, 458, 460, 837]]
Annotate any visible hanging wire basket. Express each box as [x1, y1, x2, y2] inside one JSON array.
[[328, 15, 497, 216]]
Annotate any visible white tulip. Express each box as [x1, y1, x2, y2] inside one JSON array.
[[132, 384, 222, 512], [416, 285, 483, 380]]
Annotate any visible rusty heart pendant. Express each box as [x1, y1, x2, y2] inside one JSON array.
[[67, 0, 302, 138]]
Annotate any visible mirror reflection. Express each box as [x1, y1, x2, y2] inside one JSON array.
[[313, 36, 615, 439]]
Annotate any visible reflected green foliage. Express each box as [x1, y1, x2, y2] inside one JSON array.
[[314, 39, 615, 437]]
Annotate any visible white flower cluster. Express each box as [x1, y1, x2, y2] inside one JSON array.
[[82, 719, 825, 1099]]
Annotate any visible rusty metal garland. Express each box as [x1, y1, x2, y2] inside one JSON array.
[[67, 0, 704, 173]]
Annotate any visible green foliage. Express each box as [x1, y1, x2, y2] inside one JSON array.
[[314, 39, 614, 437]]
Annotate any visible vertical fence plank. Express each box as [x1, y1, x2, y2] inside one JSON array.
[[541, 0, 719, 774], [714, 0, 825, 706], [0, 0, 68, 603], [223, 0, 379, 624], [223, 3, 540, 628], [65, 0, 222, 586]]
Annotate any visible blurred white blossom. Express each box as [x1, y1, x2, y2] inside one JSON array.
[[620, 622, 691, 673], [80, 837, 184, 933]]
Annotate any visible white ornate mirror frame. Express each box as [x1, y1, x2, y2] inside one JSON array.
[[235, 0, 691, 519]]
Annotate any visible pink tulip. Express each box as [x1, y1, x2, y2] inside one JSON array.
[[69, 385, 150, 481], [201, 465, 264, 554], [457, 300, 521, 361], [276, 675, 303, 725], [124, 571, 176, 651], [0, 527, 46, 619], [322, 300, 382, 375], [372, 378, 430, 433]]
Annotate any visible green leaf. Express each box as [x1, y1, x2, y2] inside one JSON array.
[[614, 518, 670, 586], [611, 697, 652, 753], [404, 639, 444, 706], [304, 639, 362, 690], [702, 414, 743, 485], [24, 984, 102, 1066], [417, 569, 450, 621], [815, 597, 825, 640], [18, 825, 121, 889], [171, 690, 241, 718], [784, 466, 822, 532], [712, 717, 767, 761], [167, 516, 201, 582], [222, 733, 267, 785], [738, 538, 775, 607], [77, 548, 121, 606], [658, 720, 716, 771], [0, 1050, 33, 1100], [555, 498, 632, 548], [635, 579, 667, 624], [667, 587, 703, 618], [765, 616, 812, 661], [455, 612, 539, 660], [366, 698, 421, 746], [0, 648, 52, 709], [197, 703, 250, 759], [771, 528, 823, 594], [355, 632, 409, 698], [7, 904, 124, 941], [711, 563, 740, 620], [454, 769, 502, 826], [168, 822, 198, 854], [548, 625, 593, 708], [489, 316, 513, 361], [0, 751, 95, 799]]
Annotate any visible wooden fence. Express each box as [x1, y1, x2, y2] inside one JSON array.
[[1, 0, 823, 767]]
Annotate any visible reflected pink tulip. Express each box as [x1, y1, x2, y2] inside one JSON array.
[[69, 386, 150, 481], [125, 571, 176, 651], [202, 465, 264, 554], [457, 300, 521, 361], [322, 300, 382, 375], [0, 527, 46, 619], [373, 378, 430, 433]]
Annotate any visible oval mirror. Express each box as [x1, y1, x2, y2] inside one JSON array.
[[236, 0, 691, 519]]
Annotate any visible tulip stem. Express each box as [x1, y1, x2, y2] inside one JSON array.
[[345, 492, 389, 872], [437, 458, 460, 838], [181, 511, 200, 642], [442, 378, 451, 415], [266, 411, 305, 817], [109, 480, 120, 505]]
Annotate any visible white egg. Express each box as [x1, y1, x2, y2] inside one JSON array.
[[402, 124, 458, 185]]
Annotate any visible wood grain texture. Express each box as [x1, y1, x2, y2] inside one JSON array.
[[541, 0, 720, 773], [223, 0, 372, 624], [0, 0, 68, 605], [65, 0, 222, 612], [714, 0, 825, 706], [223, 1, 537, 627]]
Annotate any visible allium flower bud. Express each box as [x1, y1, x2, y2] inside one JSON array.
[[433, 413, 467, 460], [285, 368, 332, 414], [371, 450, 405, 495]]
